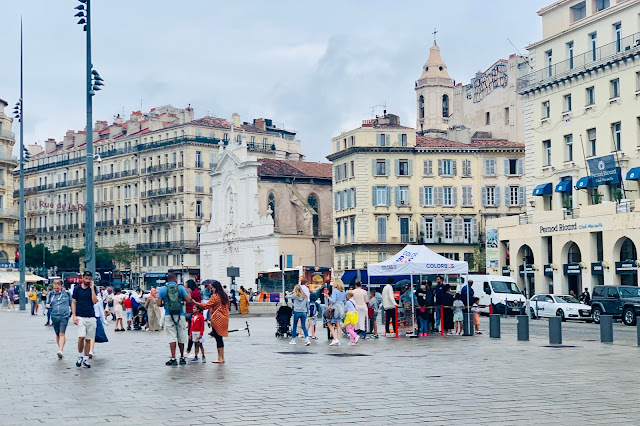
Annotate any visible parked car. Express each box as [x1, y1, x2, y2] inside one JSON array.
[[456, 275, 526, 315], [529, 294, 591, 321], [590, 285, 640, 326]]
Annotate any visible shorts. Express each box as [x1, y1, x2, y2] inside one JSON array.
[[164, 315, 188, 344], [126, 309, 133, 321], [473, 313, 480, 326], [52, 316, 69, 335], [308, 316, 317, 326], [453, 312, 463, 322], [77, 316, 97, 340], [191, 332, 204, 343]]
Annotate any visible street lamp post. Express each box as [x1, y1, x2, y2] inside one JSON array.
[[13, 20, 26, 310], [74, 0, 104, 278]]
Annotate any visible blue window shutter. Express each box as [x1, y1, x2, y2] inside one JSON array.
[[335, 193, 338, 210], [386, 186, 391, 206], [371, 159, 376, 175], [372, 186, 377, 206], [504, 159, 509, 175], [419, 186, 424, 206], [394, 186, 400, 206], [286, 254, 293, 268], [385, 159, 390, 176], [353, 188, 357, 207], [495, 186, 501, 206], [408, 159, 413, 176], [385, 134, 390, 146], [394, 159, 400, 176]]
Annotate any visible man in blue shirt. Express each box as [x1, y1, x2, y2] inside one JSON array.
[[157, 273, 192, 366]]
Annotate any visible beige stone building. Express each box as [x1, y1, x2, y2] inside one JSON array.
[[0, 99, 18, 265], [20, 105, 305, 287], [328, 112, 525, 278], [489, 0, 640, 296]]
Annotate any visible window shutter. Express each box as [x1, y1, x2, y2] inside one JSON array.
[[519, 186, 526, 206], [376, 134, 381, 146], [495, 186, 501, 206], [346, 189, 352, 208], [438, 159, 443, 176], [468, 186, 474, 207], [353, 188, 357, 207], [371, 186, 377, 206], [451, 186, 458, 206], [428, 160, 433, 175], [504, 159, 509, 175], [467, 160, 472, 177], [385, 160, 390, 176], [394, 159, 400, 176], [408, 159, 413, 176], [394, 186, 400, 206], [472, 218, 479, 242], [517, 158, 524, 175], [335, 193, 339, 210], [371, 159, 376, 176], [334, 165, 339, 181], [435, 217, 444, 239], [505, 186, 511, 206], [423, 160, 429, 176], [454, 217, 463, 242], [435, 186, 443, 206], [397, 133, 401, 146], [385, 134, 390, 146], [483, 159, 488, 175], [452, 160, 457, 176], [386, 186, 391, 206], [462, 187, 468, 206]]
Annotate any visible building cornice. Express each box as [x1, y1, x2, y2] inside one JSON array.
[[326, 145, 525, 161]]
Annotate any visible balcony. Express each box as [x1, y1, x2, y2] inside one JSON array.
[[517, 32, 640, 94], [96, 220, 115, 227], [195, 161, 204, 168], [0, 129, 15, 141], [143, 163, 179, 175], [141, 213, 184, 223], [136, 239, 198, 251], [195, 186, 204, 193], [142, 187, 182, 198], [0, 233, 19, 244], [0, 208, 19, 219]]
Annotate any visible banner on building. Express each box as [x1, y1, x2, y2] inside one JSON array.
[[485, 226, 498, 268], [587, 155, 620, 186]]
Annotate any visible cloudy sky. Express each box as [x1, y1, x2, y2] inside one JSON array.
[[1, 0, 548, 161]]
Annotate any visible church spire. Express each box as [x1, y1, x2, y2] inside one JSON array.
[[418, 41, 451, 81]]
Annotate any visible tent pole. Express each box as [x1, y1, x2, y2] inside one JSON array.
[[411, 273, 415, 337]]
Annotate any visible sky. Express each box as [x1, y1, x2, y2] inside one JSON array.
[[0, 0, 549, 161]]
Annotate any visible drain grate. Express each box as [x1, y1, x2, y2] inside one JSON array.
[[542, 345, 578, 348], [275, 351, 315, 355], [327, 353, 371, 357]]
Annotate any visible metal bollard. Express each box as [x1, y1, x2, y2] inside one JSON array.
[[637, 321, 640, 347], [489, 314, 500, 338], [462, 312, 473, 336], [517, 315, 529, 341], [549, 316, 562, 345], [600, 315, 613, 343]]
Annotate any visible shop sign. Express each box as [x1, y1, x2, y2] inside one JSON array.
[[519, 265, 535, 277], [615, 261, 638, 275], [501, 266, 511, 277], [563, 263, 582, 275], [587, 155, 620, 186], [485, 226, 499, 268], [544, 264, 554, 276], [591, 263, 604, 275]]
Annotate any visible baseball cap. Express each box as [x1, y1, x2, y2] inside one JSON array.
[[83, 271, 93, 277]]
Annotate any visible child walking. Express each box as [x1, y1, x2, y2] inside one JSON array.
[[472, 297, 482, 335], [308, 301, 318, 340], [344, 290, 360, 345], [453, 294, 464, 335], [190, 305, 206, 362], [285, 285, 311, 346]]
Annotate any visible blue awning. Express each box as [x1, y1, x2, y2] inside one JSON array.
[[555, 180, 572, 193], [533, 183, 553, 196], [626, 167, 640, 180], [144, 272, 167, 278], [340, 270, 357, 286], [575, 176, 594, 189]]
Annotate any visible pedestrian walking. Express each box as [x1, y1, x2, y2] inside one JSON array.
[[40, 288, 48, 316], [113, 289, 126, 331], [285, 284, 310, 346], [344, 290, 359, 345], [195, 280, 229, 364], [229, 289, 238, 313], [145, 287, 161, 331], [326, 278, 346, 346], [382, 279, 398, 336], [28, 287, 38, 315], [71, 271, 98, 368], [472, 297, 482, 335], [185, 280, 201, 357], [88, 291, 109, 359], [368, 290, 379, 338], [580, 288, 591, 305], [46, 279, 72, 359], [44, 287, 52, 326], [239, 286, 250, 314], [105, 288, 114, 321], [157, 273, 192, 366], [124, 293, 133, 330], [352, 281, 368, 339], [7, 286, 15, 311], [441, 284, 454, 335], [453, 294, 464, 335], [189, 305, 206, 362]]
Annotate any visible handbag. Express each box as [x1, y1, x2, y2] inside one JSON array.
[[323, 305, 334, 319]]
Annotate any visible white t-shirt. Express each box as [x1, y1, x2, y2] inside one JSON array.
[[301, 285, 310, 299]]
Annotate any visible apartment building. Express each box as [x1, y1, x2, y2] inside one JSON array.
[[489, 0, 640, 295], [0, 99, 18, 266], [328, 113, 525, 277], [20, 105, 304, 287]]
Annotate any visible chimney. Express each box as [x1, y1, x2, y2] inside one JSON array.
[[253, 118, 266, 131], [231, 113, 241, 127], [45, 138, 57, 154]]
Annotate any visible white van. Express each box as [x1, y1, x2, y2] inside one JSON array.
[[457, 275, 526, 314]]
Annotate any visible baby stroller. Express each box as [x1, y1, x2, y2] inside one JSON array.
[[275, 301, 293, 338], [133, 305, 147, 330]]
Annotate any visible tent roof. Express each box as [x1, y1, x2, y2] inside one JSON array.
[[367, 245, 468, 276]]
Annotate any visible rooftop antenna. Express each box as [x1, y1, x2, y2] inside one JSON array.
[[140, 98, 143, 112], [370, 103, 386, 118], [507, 38, 534, 70]]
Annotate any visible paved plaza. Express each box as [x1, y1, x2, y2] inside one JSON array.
[[1, 310, 639, 425]]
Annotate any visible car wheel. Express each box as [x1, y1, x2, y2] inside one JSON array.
[[591, 306, 602, 324], [623, 308, 637, 326], [556, 309, 566, 322]]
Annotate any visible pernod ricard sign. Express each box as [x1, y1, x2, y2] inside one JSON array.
[[539, 222, 604, 234]]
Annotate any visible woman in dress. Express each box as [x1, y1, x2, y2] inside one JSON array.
[[238, 286, 250, 314], [326, 278, 346, 346], [195, 280, 229, 363], [145, 287, 161, 331], [113, 288, 126, 331]]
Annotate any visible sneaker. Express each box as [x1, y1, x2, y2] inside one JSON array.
[[179, 357, 187, 365], [311, 336, 318, 340], [57, 351, 63, 359], [305, 339, 310, 346], [83, 360, 91, 368], [76, 357, 83, 367], [476, 331, 483, 335], [202, 357, 206, 363], [329, 340, 340, 346], [190, 357, 199, 362], [348, 342, 356, 346], [373, 334, 379, 339], [419, 333, 424, 337], [289, 340, 296, 345], [165, 358, 178, 366], [88, 351, 93, 359], [354, 336, 360, 344]]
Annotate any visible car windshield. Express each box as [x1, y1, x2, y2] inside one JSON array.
[[619, 287, 640, 298], [491, 281, 521, 294], [556, 296, 579, 303]]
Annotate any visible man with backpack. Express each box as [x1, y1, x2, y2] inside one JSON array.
[[157, 273, 193, 366]]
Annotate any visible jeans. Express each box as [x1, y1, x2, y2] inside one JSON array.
[[30, 300, 36, 315], [46, 307, 51, 324], [434, 305, 441, 330], [418, 317, 428, 334], [385, 308, 396, 333], [291, 312, 308, 339]]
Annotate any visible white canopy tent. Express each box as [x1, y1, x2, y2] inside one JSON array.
[[367, 245, 469, 335]]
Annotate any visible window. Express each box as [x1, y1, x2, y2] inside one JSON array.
[[422, 186, 433, 206], [484, 159, 496, 176], [399, 134, 408, 146], [590, 32, 597, 62], [563, 94, 572, 112], [570, 1, 586, 22], [377, 216, 387, 243], [195, 151, 202, 167], [506, 159, 522, 175], [396, 186, 409, 206], [587, 128, 597, 156], [461, 159, 472, 177], [612, 122, 622, 151], [567, 41, 574, 69], [350, 161, 355, 178], [378, 252, 387, 262], [542, 101, 550, 119], [595, 0, 609, 13], [486, 186, 496, 206], [504, 107, 510, 125], [614, 23, 622, 53], [610, 79, 620, 99], [262, 138, 268, 150], [545, 50, 553, 77], [419, 95, 425, 119], [442, 95, 449, 118], [564, 134, 573, 161], [637, 72, 640, 92], [373, 186, 390, 206], [485, 112, 490, 125], [376, 134, 388, 147], [443, 187, 453, 206], [397, 160, 410, 176], [375, 160, 387, 176], [586, 86, 595, 106], [195, 201, 203, 218], [423, 218, 434, 241], [543, 140, 552, 166], [509, 186, 520, 206], [441, 159, 452, 176], [461, 186, 473, 207], [349, 216, 355, 242], [268, 192, 276, 221], [423, 160, 433, 176], [444, 219, 453, 240]]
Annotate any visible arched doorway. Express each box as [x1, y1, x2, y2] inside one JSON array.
[[619, 238, 638, 286], [566, 242, 582, 296], [307, 194, 319, 236], [517, 245, 534, 297]]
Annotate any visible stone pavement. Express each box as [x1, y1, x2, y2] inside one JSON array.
[[0, 309, 639, 425]]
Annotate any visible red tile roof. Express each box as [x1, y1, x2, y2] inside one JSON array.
[[113, 128, 149, 139], [189, 117, 267, 133], [416, 135, 524, 148], [257, 159, 332, 179]]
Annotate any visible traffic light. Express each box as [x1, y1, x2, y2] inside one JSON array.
[[22, 147, 31, 166]]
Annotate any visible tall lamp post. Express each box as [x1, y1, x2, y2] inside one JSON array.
[[74, 0, 104, 277]]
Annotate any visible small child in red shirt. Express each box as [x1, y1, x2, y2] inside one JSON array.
[[190, 305, 206, 363]]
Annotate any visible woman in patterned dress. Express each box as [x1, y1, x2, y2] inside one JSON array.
[[195, 280, 229, 364]]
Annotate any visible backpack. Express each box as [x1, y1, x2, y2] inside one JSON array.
[[165, 285, 183, 323], [309, 302, 317, 317]]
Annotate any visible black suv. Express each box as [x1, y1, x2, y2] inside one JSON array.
[[590, 285, 640, 326]]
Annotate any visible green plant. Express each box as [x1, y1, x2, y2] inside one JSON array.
[[612, 188, 623, 203], [592, 191, 602, 205], [562, 197, 573, 212]]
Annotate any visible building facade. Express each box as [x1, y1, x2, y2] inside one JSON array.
[[489, 0, 640, 295], [0, 99, 19, 265], [20, 105, 304, 287], [199, 142, 332, 288], [328, 113, 525, 276]]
